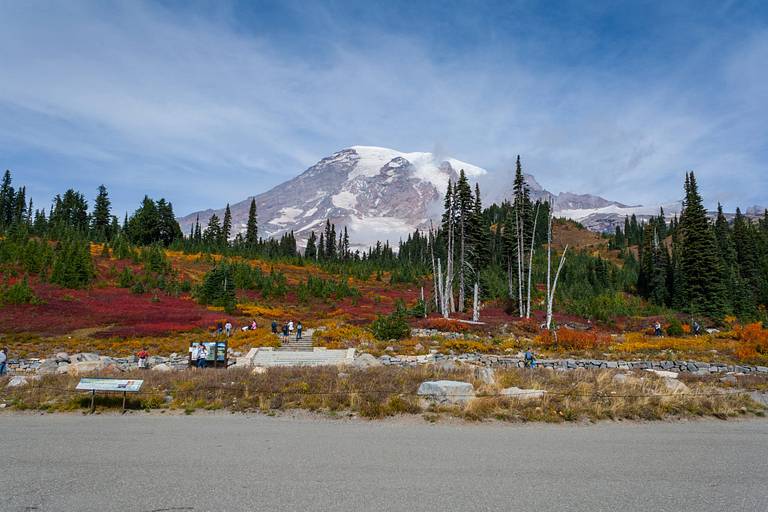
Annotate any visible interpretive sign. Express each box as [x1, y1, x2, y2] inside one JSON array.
[[76, 378, 144, 392], [76, 378, 144, 412]]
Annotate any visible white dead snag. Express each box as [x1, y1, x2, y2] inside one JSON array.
[[421, 286, 426, 318], [546, 245, 568, 330], [458, 209, 466, 313], [429, 223, 439, 310], [437, 257, 446, 318], [472, 281, 480, 322], [525, 203, 541, 319], [515, 210, 524, 317]]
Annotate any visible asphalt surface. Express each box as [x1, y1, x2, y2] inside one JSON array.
[[1, 413, 767, 512]]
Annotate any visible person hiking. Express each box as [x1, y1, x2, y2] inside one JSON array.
[[693, 320, 701, 336], [137, 347, 149, 369], [0, 347, 7, 376], [216, 322, 223, 336], [282, 322, 289, 340], [271, 320, 278, 334], [288, 320, 294, 335], [195, 344, 208, 369], [250, 320, 258, 331], [524, 347, 536, 369], [224, 321, 232, 337], [654, 321, 663, 337], [296, 321, 303, 340]]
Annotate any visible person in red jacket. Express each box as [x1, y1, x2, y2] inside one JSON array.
[[137, 348, 149, 369]]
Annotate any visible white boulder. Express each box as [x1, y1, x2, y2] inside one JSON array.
[[417, 380, 475, 404], [500, 387, 547, 400]]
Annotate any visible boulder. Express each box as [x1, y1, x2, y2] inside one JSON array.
[[37, 360, 59, 375], [662, 377, 690, 394], [352, 353, 382, 369], [56, 363, 70, 374], [6, 376, 29, 388], [646, 369, 679, 379], [76, 353, 101, 362], [476, 367, 496, 385], [151, 363, 173, 372], [55, 352, 70, 363], [500, 387, 547, 400], [67, 360, 106, 375], [719, 374, 738, 385], [147, 356, 168, 366], [417, 380, 475, 404]]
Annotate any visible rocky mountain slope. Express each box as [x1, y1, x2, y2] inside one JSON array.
[[178, 146, 672, 246]]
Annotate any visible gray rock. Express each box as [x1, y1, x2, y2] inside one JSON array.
[[76, 353, 101, 362], [55, 352, 70, 363], [68, 360, 106, 375], [476, 367, 496, 385], [6, 376, 29, 388], [500, 387, 547, 400], [417, 380, 474, 404], [662, 377, 690, 394], [719, 375, 738, 385], [56, 363, 70, 374], [612, 373, 630, 385], [37, 360, 59, 375], [151, 363, 173, 372], [352, 353, 382, 369]]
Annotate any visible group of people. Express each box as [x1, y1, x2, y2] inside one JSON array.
[[653, 320, 702, 337], [272, 319, 303, 340]]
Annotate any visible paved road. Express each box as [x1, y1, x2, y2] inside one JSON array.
[[2, 414, 767, 512]]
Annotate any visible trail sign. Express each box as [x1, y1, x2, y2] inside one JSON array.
[[76, 378, 144, 412]]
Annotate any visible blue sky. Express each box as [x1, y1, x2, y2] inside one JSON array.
[[1, 0, 767, 217]]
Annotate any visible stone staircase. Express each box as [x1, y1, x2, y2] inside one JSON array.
[[278, 328, 315, 352]]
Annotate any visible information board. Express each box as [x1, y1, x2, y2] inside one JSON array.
[[76, 378, 144, 393]]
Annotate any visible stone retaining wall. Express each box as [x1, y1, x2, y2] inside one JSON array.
[[379, 353, 768, 375]]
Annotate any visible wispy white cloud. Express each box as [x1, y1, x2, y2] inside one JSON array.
[[0, 1, 765, 216]]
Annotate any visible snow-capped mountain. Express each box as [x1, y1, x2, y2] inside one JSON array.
[[177, 145, 672, 247], [178, 146, 486, 248]]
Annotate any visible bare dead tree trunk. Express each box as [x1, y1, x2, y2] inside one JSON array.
[[429, 222, 439, 310], [516, 210, 524, 317], [437, 257, 446, 318], [546, 245, 568, 330], [472, 282, 480, 322], [420, 286, 426, 318], [546, 210, 552, 323], [525, 203, 541, 318], [458, 215, 465, 313]]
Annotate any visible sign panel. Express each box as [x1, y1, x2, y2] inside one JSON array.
[[76, 378, 144, 392]]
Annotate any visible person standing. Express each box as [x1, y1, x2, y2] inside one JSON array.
[[296, 321, 303, 340], [0, 347, 7, 376], [137, 347, 149, 370], [271, 320, 278, 334], [654, 321, 663, 337], [288, 320, 294, 336], [524, 347, 536, 368], [196, 343, 208, 369], [282, 322, 289, 341], [224, 321, 232, 337], [693, 320, 701, 336]]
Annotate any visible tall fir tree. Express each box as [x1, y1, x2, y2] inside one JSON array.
[[245, 198, 258, 248], [91, 185, 112, 241], [679, 172, 727, 318]]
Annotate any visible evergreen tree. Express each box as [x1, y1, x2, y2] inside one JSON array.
[[222, 204, 232, 246], [305, 231, 317, 259], [0, 170, 13, 228], [245, 198, 258, 248], [91, 185, 112, 241], [679, 172, 727, 318], [203, 214, 222, 246]]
